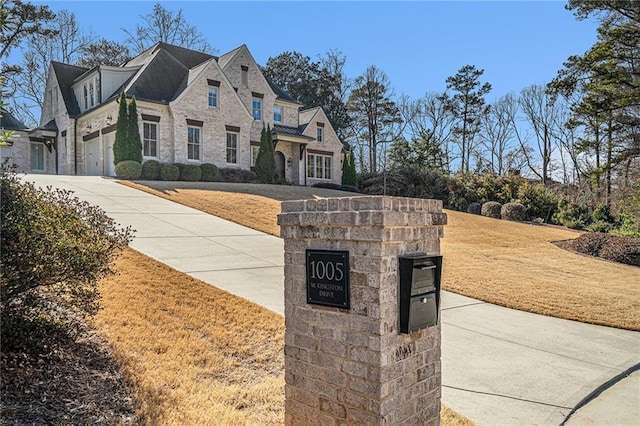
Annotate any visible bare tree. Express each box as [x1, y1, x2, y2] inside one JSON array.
[[479, 93, 526, 175], [516, 85, 562, 183], [10, 10, 94, 125], [347, 65, 401, 173], [123, 3, 214, 55]]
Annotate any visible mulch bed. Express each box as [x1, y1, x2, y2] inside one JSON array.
[[1, 308, 137, 425]]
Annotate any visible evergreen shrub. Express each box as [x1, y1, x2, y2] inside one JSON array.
[[181, 164, 202, 182], [200, 163, 219, 182], [141, 160, 161, 180], [466, 202, 481, 215], [160, 164, 179, 181], [501, 202, 527, 221], [481, 201, 502, 219], [553, 199, 591, 229], [115, 160, 142, 179], [217, 168, 258, 183], [173, 163, 186, 180]]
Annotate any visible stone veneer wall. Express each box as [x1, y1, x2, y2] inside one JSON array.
[[278, 196, 446, 425]]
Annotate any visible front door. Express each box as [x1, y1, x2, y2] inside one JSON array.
[[85, 138, 102, 176], [103, 133, 115, 177], [274, 151, 285, 182]]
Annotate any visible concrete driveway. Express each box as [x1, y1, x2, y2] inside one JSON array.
[[22, 174, 640, 425]]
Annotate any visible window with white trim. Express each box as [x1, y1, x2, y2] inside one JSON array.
[[252, 98, 262, 120], [307, 153, 332, 180], [208, 87, 218, 108], [226, 132, 238, 164], [83, 85, 88, 109], [89, 82, 95, 107], [251, 145, 260, 167], [30, 142, 45, 171], [316, 127, 323, 142], [187, 126, 201, 160], [143, 122, 158, 157], [274, 106, 282, 122]]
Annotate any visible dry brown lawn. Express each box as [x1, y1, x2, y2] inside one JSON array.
[[122, 180, 640, 331], [97, 248, 473, 425]]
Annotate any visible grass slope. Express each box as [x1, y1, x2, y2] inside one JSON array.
[[123, 181, 640, 331], [97, 248, 473, 425]]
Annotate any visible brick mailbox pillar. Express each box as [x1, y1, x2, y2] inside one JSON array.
[[278, 196, 447, 425]]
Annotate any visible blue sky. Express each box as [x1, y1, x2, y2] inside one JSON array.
[[28, 1, 599, 101]]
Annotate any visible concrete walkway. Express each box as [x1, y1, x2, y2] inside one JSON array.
[[24, 175, 640, 425]]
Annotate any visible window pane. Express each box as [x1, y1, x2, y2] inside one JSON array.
[[226, 133, 237, 164], [242, 69, 248, 85], [30, 143, 44, 170], [252, 99, 262, 120], [188, 127, 200, 160], [208, 88, 218, 107], [251, 146, 259, 167], [324, 156, 332, 180], [317, 127, 323, 142], [307, 154, 314, 178], [274, 106, 282, 122]]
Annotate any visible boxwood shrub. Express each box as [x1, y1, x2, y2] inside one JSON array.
[[115, 160, 142, 179], [466, 202, 481, 215], [141, 160, 161, 180], [481, 201, 502, 219], [501, 202, 527, 221], [200, 163, 219, 182], [181, 164, 202, 182], [160, 163, 179, 181]]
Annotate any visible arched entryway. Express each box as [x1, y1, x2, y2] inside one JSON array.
[[274, 151, 285, 181]]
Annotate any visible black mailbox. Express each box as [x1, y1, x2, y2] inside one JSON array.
[[398, 253, 442, 334]]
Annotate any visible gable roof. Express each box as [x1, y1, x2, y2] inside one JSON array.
[[298, 107, 321, 128], [0, 108, 29, 131], [217, 45, 243, 69], [265, 75, 301, 104], [126, 47, 191, 103], [51, 61, 87, 117], [127, 42, 215, 69]]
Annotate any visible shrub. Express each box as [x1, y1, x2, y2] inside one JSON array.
[[553, 199, 591, 229], [573, 233, 640, 267], [254, 125, 277, 184], [517, 183, 559, 222], [481, 201, 502, 219], [181, 164, 202, 182], [312, 182, 343, 190], [341, 184, 360, 193], [1, 164, 133, 316], [200, 163, 219, 182], [587, 204, 617, 233], [342, 149, 357, 187], [173, 163, 186, 180], [160, 164, 179, 181], [611, 213, 640, 238], [217, 168, 258, 183], [466, 202, 481, 215], [141, 160, 161, 180], [501, 202, 527, 221], [115, 160, 142, 179]]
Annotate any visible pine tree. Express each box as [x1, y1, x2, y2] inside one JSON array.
[[255, 124, 277, 184], [113, 91, 128, 165], [127, 96, 143, 163], [342, 148, 357, 186]]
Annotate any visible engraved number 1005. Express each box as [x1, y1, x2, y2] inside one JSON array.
[[309, 260, 344, 281]]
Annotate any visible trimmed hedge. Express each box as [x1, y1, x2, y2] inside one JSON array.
[[160, 164, 179, 181], [218, 168, 258, 183], [200, 163, 219, 182], [481, 201, 502, 219], [141, 160, 161, 180], [115, 160, 142, 179], [173, 163, 186, 180], [501, 202, 527, 221], [181, 164, 202, 182], [466, 202, 481, 215]]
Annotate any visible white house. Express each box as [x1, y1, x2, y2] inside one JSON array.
[[31, 42, 344, 185]]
